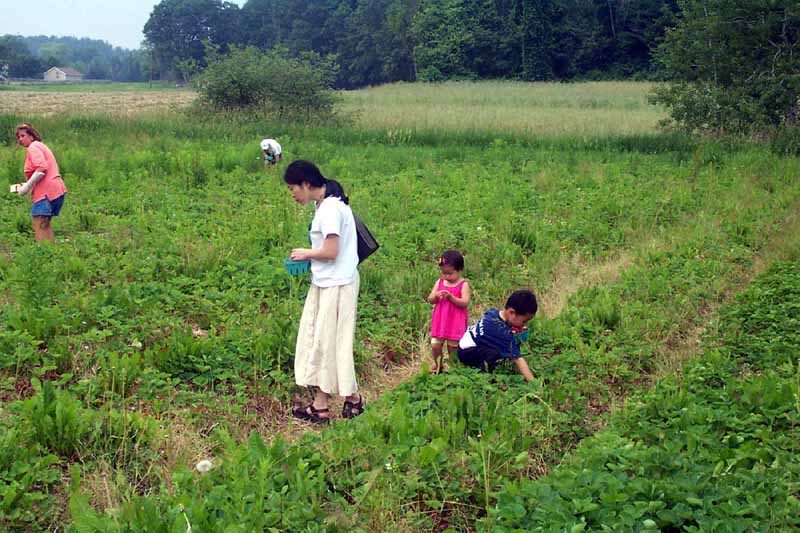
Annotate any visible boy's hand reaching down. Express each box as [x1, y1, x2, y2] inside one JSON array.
[[514, 357, 535, 382]]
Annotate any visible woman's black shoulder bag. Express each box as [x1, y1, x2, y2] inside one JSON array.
[[353, 214, 379, 263]]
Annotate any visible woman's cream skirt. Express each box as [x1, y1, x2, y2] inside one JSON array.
[[294, 273, 360, 396]]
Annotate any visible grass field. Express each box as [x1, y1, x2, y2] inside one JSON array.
[[2, 80, 665, 135], [0, 89, 196, 117], [0, 82, 798, 531], [340, 81, 666, 136], [0, 81, 190, 92]]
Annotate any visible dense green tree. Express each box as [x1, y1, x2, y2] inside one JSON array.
[[240, 0, 283, 49], [411, 0, 474, 80], [84, 59, 111, 80], [144, 0, 241, 78], [9, 1, 684, 85], [147, 0, 681, 86], [652, 0, 800, 132], [409, 0, 676, 82], [336, 0, 416, 87], [116, 51, 146, 82], [519, 0, 559, 80], [0, 36, 44, 78], [382, 0, 418, 81], [586, 0, 678, 77], [38, 43, 70, 67]]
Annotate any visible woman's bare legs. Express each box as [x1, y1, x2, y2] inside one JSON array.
[[32, 216, 55, 243]]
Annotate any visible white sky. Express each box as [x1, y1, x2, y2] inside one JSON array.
[[0, 0, 245, 50]]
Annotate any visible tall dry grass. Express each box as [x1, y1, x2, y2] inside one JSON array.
[[0, 90, 196, 117], [340, 80, 666, 136], [2, 81, 665, 137]]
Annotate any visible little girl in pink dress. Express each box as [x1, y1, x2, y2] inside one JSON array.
[[427, 250, 471, 373]]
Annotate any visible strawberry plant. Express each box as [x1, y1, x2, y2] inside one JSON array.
[[486, 261, 800, 531], [0, 82, 798, 530]]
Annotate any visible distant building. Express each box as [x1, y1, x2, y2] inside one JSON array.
[[43, 67, 83, 82]]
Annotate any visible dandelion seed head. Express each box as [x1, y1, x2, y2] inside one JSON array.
[[196, 459, 213, 473]]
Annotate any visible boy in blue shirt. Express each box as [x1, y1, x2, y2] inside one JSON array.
[[457, 289, 537, 381]]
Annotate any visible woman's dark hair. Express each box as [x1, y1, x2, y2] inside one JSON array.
[[505, 289, 538, 316], [283, 160, 348, 204], [439, 250, 465, 271], [16, 123, 42, 142]]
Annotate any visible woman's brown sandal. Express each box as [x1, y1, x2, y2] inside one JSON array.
[[342, 396, 365, 419], [291, 404, 331, 424]]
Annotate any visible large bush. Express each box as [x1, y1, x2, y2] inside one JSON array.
[[651, 0, 800, 134], [195, 45, 340, 119]]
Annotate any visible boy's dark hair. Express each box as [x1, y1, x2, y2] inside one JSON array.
[[505, 289, 538, 316], [439, 249, 464, 271]]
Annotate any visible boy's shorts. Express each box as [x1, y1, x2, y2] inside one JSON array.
[[31, 194, 66, 217], [457, 346, 504, 372], [431, 337, 459, 349]]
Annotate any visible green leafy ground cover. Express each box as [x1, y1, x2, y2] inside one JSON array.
[[488, 261, 800, 531], [0, 103, 798, 530]]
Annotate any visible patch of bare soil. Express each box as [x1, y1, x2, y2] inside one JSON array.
[[540, 251, 634, 318]]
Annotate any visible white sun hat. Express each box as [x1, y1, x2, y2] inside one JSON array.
[[260, 138, 282, 154]]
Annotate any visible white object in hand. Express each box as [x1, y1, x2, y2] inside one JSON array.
[[10, 184, 22, 193]]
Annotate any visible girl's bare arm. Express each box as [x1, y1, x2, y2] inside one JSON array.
[[427, 281, 440, 304]]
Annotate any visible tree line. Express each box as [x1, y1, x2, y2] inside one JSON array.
[[0, 35, 147, 81], [143, 0, 680, 88], [2, 0, 796, 138]]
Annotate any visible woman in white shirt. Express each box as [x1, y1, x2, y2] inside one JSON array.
[[284, 160, 364, 423]]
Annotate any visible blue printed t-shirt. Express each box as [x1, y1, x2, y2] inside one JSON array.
[[458, 308, 521, 359]]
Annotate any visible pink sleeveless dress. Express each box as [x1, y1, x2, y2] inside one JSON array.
[[430, 279, 468, 341]]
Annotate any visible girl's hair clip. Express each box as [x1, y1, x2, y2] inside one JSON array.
[[438, 257, 447, 265]]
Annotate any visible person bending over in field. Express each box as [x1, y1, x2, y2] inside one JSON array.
[[457, 289, 537, 381], [427, 250, 471, 374], [284, 160, 364, 423], [13, 123, 68, 243], [261, 138, 282, 172]]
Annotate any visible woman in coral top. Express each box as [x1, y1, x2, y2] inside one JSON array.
[[14, 123, 67, 243]]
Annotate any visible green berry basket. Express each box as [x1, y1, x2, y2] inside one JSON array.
[[284, 258, 311, 275]]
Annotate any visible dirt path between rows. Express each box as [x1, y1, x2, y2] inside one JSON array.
[[159, 246, 643, 474], [267, 198, 800, 435], [654, 200, 800, 381]]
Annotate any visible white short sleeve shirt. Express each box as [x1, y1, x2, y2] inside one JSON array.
[[260, 139, 281, 160], [309, 196, 358, 287]]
